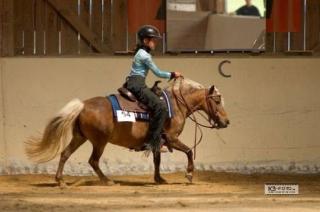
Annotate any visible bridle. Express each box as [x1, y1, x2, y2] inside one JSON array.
[[170, 77, 221, 159]]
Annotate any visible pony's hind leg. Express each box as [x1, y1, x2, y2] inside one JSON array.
[[55, 132, 86, 187], [88, 141, 115, 185]]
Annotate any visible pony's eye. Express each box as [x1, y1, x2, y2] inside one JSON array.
[[213, 95, 221, 103]]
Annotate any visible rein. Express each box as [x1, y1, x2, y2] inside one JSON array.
[[170, 77, 218, 160]]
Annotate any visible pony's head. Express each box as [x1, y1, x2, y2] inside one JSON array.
[[170, 78, 230, 129], [204, 85, 230, 129]]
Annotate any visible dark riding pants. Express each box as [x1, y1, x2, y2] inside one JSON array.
[[126, 75, 168, 151]]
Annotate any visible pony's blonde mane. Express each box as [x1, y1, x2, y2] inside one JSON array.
[[167, 78, 225, 106], [169, 78, 205, 93], [181, 78, 205, 89]]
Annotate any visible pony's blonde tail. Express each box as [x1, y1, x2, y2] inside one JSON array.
[[25, 99, 84, 163]]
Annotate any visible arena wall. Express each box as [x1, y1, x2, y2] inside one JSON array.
[[0, 57, 320, 175]]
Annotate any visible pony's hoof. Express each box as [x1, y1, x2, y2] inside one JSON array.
[[102, 179, 116, 186], [58, 181, 68, 189], [185, 172, 193, 183], [155, 176, 168, 185]]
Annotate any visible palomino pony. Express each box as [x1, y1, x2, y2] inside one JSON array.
[[25, 78, 229, 187]]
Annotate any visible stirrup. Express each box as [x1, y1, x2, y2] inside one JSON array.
[[145, 143, 169, 153], [160, 146, 169, 153]]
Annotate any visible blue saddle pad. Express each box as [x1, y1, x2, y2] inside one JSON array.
[[107, 90, 174, 122]]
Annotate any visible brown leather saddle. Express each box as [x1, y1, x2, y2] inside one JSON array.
[[116, 81, 162, 113]]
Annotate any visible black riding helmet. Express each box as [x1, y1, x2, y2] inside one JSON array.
[[137, 25, 162, 43]]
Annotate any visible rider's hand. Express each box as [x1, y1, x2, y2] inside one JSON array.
[[174, 72, 182, 78], [170, 71, 182, 80], [170, 72, 182, 79]]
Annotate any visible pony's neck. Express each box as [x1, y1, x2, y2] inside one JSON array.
[[170, 87, 206, 118], [185, 89, 206, 116]]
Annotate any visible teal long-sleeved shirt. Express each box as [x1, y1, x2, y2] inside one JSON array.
[[129, 49, 171, 79]]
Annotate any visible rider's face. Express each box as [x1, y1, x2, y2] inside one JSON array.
[[144, 38, 158, 50]]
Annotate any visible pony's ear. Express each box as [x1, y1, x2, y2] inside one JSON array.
[[209, 85, 215, 94]]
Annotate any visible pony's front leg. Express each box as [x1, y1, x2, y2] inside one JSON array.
[[153, 150, 168, 184], [168, 138, 194, 183]]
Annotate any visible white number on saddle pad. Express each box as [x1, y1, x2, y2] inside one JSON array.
[[116, 110, 136, 122]]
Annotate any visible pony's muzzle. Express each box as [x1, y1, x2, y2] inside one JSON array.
[[217, 118, 230, 129]]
